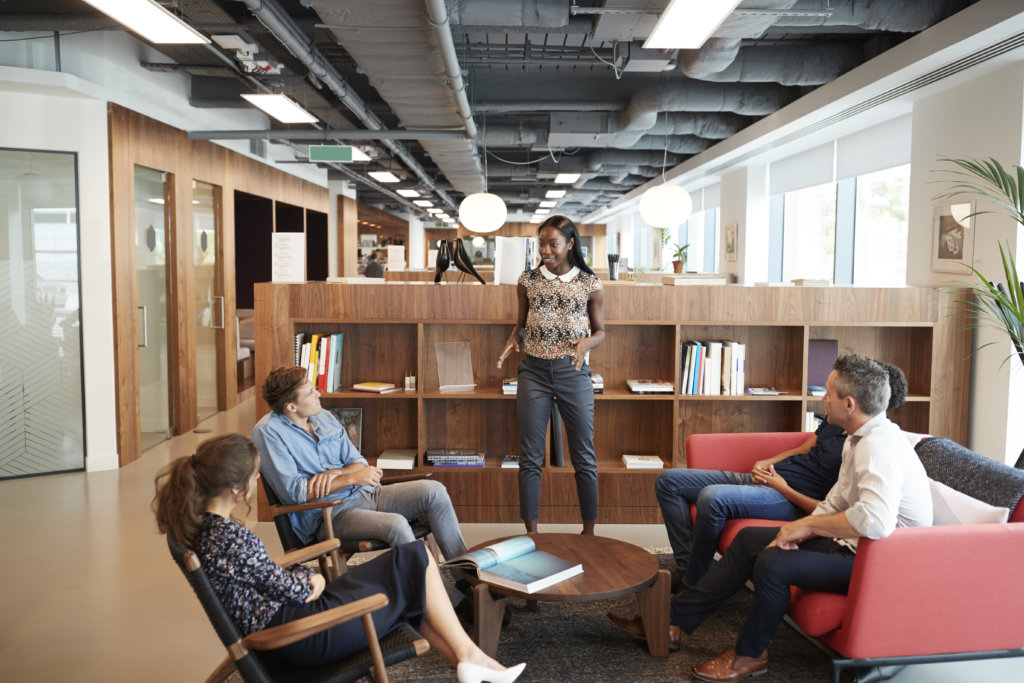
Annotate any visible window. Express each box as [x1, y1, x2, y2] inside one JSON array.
[[781, 182, 837, 282], [853, 164, 909, 285]]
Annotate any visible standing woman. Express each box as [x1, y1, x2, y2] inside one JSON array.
[[497, 215, 605, 535], [153, 434, 524, 683]]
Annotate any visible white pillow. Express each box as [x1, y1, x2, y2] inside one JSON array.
[[929, 479, 1009, 525]]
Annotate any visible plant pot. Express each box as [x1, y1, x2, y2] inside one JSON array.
[[672, 260, 684, 274]]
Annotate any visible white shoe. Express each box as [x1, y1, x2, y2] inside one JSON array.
[[456, 661, 526, 683]]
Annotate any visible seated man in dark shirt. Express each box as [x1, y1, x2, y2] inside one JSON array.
[[653, 361, 906, 592], [363, 253, 384, 278]]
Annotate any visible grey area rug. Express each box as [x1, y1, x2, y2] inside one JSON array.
[[385, 554, 834, 682]]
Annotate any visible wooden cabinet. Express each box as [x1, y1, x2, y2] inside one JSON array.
[[255, 282, 970, 524]]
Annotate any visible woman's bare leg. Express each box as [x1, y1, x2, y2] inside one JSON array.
[[420, 552, 506, 670]]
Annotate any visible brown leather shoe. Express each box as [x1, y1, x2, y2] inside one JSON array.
[[605, 613, 681, 651], [691, 648, 768, 682]]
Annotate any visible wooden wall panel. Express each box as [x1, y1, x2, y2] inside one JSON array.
[[108, 104, 328, 465]]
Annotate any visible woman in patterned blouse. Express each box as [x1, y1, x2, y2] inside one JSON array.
[[153, 434, 524, 683], [497, 215, 605, 535]]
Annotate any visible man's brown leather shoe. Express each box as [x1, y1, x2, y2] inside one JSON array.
[[605, 612, 681, 651], [691, 648, 768, 682]]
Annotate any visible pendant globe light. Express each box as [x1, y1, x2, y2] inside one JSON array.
[[459, 118, 507, 233], [639, 115, 692, 228]]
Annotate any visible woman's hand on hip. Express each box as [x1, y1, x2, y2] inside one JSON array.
[[570, 337, 591, 371]]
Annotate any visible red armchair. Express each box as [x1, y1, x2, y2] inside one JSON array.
[[684, 431, 1024, 682]]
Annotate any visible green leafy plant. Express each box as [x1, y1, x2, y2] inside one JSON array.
[[936, 156, 1024, 368], [656, 226, 672, 247], [672, 243, 690, 262]]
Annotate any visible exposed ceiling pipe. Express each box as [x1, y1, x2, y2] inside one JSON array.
[[677, 39, 742, 78], [586, 150, 683, 172], [616, 82, 795, 131], [446, 0, 570, 28], [778, 0, 968, 32], [687, 44, 863, 85], [236, 0, 456, 208], [186, 129, 467, 141], [424, 0, 477, 140], [605, 135, 711, 154]]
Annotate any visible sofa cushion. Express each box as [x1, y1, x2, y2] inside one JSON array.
[[929, 479, 1009, 525], [788, 587, 846, 637], [914, 437, 1024, 520]]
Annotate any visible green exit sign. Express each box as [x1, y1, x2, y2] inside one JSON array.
[[309, 145, 354, 162]]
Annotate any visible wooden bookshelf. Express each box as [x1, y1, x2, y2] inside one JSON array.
[[255, 282, 971, 524]]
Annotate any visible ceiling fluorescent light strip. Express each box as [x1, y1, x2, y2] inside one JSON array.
[[83, 0, 210, 44], [241, 94, 317, 124], [644, 0, 741, 50]]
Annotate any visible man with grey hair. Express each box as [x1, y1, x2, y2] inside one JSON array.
[[670, 354, 932, 682]]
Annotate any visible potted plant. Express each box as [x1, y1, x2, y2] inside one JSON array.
[[671, 243, 689, 273], [937, 156, 1024, 467]]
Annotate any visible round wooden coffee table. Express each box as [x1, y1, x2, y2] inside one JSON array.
[[463, 533, 670, 657]]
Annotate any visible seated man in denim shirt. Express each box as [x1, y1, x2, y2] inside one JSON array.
[[252, 366, 467, 565]]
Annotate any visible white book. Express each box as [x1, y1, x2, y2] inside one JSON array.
[[377, 449, 417, 470], [622, 454, 665, 469], [681, 342, 693, 394], [734, 342, 746, 395], [704, 341, 722, 396], [300, 342, 311, 375]]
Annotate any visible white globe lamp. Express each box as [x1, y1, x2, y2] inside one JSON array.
[[459, 192, 507, 233], [639, 184, 692, 227]]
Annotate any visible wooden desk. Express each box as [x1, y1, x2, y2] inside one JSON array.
[[465, 533, 670, 657]]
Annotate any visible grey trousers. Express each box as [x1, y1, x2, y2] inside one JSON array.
[[322, 479, 467, 561], [517, 355, 598, 522]]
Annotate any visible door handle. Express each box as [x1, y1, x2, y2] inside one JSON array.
[[137, 305, 148, 348], [210, 296, 225, 329]]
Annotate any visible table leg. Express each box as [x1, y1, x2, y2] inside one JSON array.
[[472, 584, 508, 657], [636, 568, 670, 658]]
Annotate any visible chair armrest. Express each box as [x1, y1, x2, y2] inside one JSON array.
[[829, 523, 1024, 658], [273, 539, 341, 567], [685, 432, 812, 472], [382, 472, 434, 485], [243, 593, 390, 650], [270, 498, 348, 516]]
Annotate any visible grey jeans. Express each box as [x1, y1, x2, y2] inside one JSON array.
[[321, 479, 467, 561], [517, 355, 598, 522]]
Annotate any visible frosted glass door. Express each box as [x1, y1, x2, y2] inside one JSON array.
[[134, 165, 172, 452], [193, 181, 221, 422]]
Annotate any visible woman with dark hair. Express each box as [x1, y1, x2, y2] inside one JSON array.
[[153, 434, 524, 683], [496, 215, 605, 535]]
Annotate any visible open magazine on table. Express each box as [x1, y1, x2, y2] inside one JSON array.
[[442, 536, 583, 594]]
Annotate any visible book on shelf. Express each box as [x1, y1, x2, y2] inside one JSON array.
[[791, 278, 831, 286], [316, 335, 330, 392], [502, 378, 518, 395], [729, 341, 745, 395], [591, 373, 604, 393], [807, 386, 826, 397], [376, 448, 417, 470], [703, 341, 722, 396], [627, 379, 674, 394], [721, 342, 733, 395], [294, 332, 306, 366], [501, 453, 520, 469], [353, 381, 397, 393], [430, 458, 485, 468], [804, 411, 817, 432], [442, 535, 583, 594], [746, 387, 785, 395], [621, 454, 664, 469], [425, 449, 485, 467]]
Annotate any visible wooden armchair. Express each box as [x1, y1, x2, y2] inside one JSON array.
[[167, 533, 429, 683], [261, 471, 439, 579]]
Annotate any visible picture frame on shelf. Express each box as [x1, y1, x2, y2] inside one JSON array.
[[931, 202, 975, 273], [329, 407, 363, 453]]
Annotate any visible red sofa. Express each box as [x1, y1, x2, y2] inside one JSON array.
[[685, 431, 1024, 682]]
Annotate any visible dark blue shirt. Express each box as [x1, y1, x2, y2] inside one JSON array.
[[773, 420, 846, 500]]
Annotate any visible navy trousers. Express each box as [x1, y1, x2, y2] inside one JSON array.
[[516, 355, 598, 522], [671, 525, 855, 658]]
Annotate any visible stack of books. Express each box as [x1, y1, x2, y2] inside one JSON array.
[[591, 373, 604, 394], [501, 453, 520, 469], [679, 340, 745, 396], [622, 454, 664, 469], [627, 379, 673, 394], [425, 449, 485, 467], [502, 378, 518, 395]]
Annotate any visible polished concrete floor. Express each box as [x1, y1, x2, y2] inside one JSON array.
[[0, 397, 1019, 681]]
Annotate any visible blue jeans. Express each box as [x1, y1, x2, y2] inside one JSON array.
[[654, 469, 803, 587], [671, 526, 855, 658]]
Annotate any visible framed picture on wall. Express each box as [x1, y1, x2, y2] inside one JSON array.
[[724, 224, 737, 262], [931, 202, 975, 273], [329, 407, 363, 453]]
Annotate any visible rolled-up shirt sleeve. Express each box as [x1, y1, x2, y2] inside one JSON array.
[[843, 440, 903, 539], [253, 419, 311, 505]]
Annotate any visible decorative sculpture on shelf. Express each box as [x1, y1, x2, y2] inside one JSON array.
[[452, 238, 486, 285], [434, 239, 451, 283]]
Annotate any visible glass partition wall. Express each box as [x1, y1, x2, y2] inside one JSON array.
[[0, 148, 85, 478], [193, 180, 222, 422]]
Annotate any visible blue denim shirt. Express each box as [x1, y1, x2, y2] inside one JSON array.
[[252, 410, 369, 544]]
